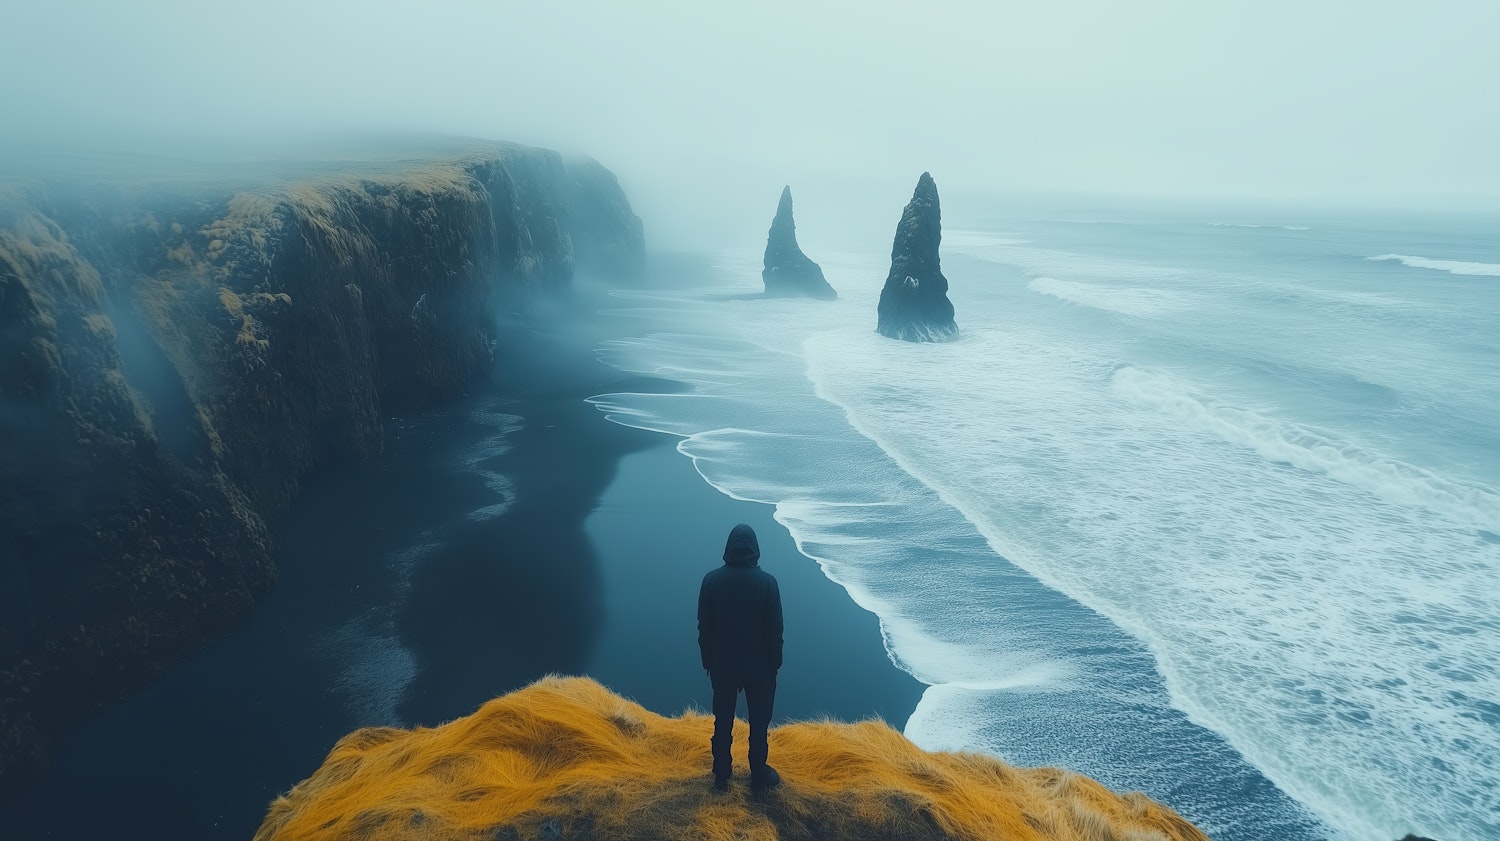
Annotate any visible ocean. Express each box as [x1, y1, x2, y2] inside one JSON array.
[[588, 204, 1500, 841]]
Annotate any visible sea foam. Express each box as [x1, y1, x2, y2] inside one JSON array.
[[591, 280, 1329, 840], [591, 219, 1499, 840], [1370, 253, 1500, 276], [316, 538, 438, 726], [1029, 277, 1188, 317], [1111, 366, 1500, 531]]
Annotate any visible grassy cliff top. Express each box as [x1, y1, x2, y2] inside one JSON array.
[[0, 134, 552, 186], [254, 676, 1209, 841]]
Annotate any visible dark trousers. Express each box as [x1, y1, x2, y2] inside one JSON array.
[[710, 676, 776, 779]]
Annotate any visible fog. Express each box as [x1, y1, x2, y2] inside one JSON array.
[[4, 0, 1497, 245]]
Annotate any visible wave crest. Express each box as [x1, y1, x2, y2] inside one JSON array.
[[1369, 254, 1500, 276], [1112, 366, 1500, 531], [1029, 277, 1187, 318]]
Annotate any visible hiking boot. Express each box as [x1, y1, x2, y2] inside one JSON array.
[[712, 775, 730, 793], [749, 765, 781, 791]]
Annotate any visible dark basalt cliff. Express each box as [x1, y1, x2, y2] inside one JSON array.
[[0, 141, 644, 791], [566, 156, 646, 282], [762, 186, 836, 300], [876, 172, 957, 342]]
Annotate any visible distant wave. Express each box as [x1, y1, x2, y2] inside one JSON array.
[[1029, 277, 1186, 318], [1369, 254, 1500, 276], [1113, 366, 1500, 532], [1210, 223, 1312, 231], [957, 242, 1191, 281], [943, 229, 1032, 248]]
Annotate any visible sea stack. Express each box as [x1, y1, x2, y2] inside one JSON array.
[[762, 186, 837, 300], [876, 172, 957, 342]]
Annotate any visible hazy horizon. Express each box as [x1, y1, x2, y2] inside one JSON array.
[[4, 1, 1496, 245]]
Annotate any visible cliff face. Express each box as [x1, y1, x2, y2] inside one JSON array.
[[254, 676, 1211, 841], [0, 142, 645, 790], [566, 156, 647, 282], [876, 172, 957, 342]]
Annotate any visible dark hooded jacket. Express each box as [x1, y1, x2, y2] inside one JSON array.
[[698, 524, 784, 683]]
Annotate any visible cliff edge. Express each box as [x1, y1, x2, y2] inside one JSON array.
[[0, 141, 644, 790], [255, 676, 1210, 841]]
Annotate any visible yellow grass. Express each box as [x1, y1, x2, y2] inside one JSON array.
[[0, 209, 105, 311], [255, 676, 1210, 841]]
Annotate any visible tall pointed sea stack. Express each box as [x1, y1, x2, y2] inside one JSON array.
[[762, 186, 837, 300], [876, 172, 957, 342]]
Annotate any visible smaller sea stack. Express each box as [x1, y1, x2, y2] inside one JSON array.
[[762, 186, 837, 300], [876, 172, 957, 342]]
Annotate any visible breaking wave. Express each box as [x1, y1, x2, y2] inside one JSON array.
[[1029, 277, 1188, 318], [1370, 254, 1500, 276]]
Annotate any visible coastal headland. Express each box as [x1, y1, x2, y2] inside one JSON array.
[[0, 139, 643, 789], [255, 675, 1211, 841]]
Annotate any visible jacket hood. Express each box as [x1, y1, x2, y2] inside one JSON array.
[[722, 523, 761, 567]]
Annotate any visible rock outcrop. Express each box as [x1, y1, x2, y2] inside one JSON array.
[[762, 186, 836, 300], [876, 172, 957, 342], [255, 676, 1211, 841], [0, 141, 644, 791]]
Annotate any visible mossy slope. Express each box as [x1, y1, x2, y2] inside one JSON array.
[[256, 677, 1209, 841]]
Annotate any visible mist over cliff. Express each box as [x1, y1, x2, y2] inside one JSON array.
[[0, 139, 644, 789]]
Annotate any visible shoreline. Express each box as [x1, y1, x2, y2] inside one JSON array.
[[0, 259, 924, 839], [584, 437, 927, 728], [575, 260, 926, 726], [566, 251, 1341, 841]]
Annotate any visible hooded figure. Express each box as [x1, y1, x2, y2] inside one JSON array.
[[698, 523, 784, 791]]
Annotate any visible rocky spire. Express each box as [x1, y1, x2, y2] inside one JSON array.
[[762, 186, 836, 300], [876, 172, 957, 342]]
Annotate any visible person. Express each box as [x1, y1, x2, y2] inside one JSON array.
[[698, 523, 784, 791]]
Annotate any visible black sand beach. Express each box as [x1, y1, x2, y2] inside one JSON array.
[[0, 261, 923, 840], [585, 443, 924, 727]]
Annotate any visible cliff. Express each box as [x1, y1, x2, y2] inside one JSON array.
[[876, 172, 958, 342], [566, 156, 647, 282], [762, 186, 836, 300], [0, 141, 645, 791], [254, 676, 1210, 841]]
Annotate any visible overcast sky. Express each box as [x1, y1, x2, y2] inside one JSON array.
[[4, 1, 1496, 241]]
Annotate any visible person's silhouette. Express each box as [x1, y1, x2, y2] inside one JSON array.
[[697, 523, 784, 791]]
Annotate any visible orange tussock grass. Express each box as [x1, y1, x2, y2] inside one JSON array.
[[255, 676, 1210, 841]]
